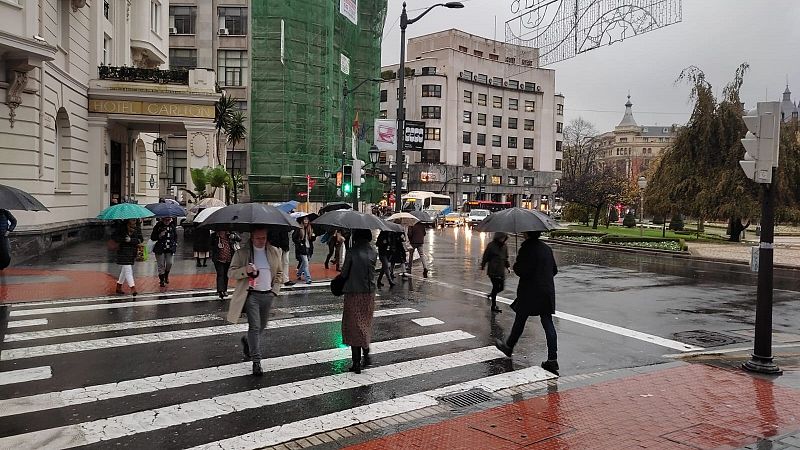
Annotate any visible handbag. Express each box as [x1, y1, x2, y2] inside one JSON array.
[[330, 274, 346, 297]]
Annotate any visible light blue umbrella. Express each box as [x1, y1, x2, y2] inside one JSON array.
[[146, 202, 187, 217], [275, 201, 298, 213], [97, 203, 155, 220]]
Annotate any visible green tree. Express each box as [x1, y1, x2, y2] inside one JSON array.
[[224, 110, 247, 204], [214, 94, 237, 166], [190, 166, 232, 200]]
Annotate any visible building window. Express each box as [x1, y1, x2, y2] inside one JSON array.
[[473, 50, 483, 57], [104, 0, 110, 19], [169, 6, 196, 34], [462, 152, 471, 166], [509, 98, 518, 111], [396, 87, 406, 99], [556, 122, 563, 133], [508, 80, 519, 89], [476, 153, 485, 167], [421, 106, 441, 119], [491, 155, 500, 169], [505, 57, 516, 64], [463, 111, 472, 123], [218, 7, 248, 35], [421, 66, 437, 75], [524, 138, 534, 149], [557, 104, 564, 115], [421, 149, 440, 164], [525, 100, 535, 112], [459, 45, 468, 52], [491, 175, 502, 185], [524, 82, 536, 91], [493, 96, 503, 108], [521, 59, 533, 67], [380, 90, 387, 102], [555, 158, 563, 171], [421, 85, 442, 97], [556, 140, 563, 152], [524, 119, 535, 131], [379, 110, 387, 119], [464, 90, 472, 103], [523, 176, 534, 186], [507, 156, 517, 170], [508, 176, 518, 185], [461, 174, 472, 183], [491, 135, 501, 147], [151, 1, 161, 34], [217, 50, 248, 86], [508, 118, 518, 129], [103, 36, 112, 65], [462, 70, 473, 79], [167, 149, 187, 185], [619, 137, 628, 142], [424, 127, 441, 141], [493, 76, 503, 86], [523, 157, 533, 170], [478, 93, 487, 106], [477, 133, 486, 146], [492, 115, 502, 128], [463, 131, 471, 144], [489, 54, 499, 61], [508, 136, 517, 148], [477, 113, 486, 126], [170, 48, 197, 70], [236, 101, 248, 111], [477, 73, 488, 84], [226, 150, 247, 175]]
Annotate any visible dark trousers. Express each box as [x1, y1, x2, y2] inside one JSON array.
[[214, 260, 231, 293], [506, 312, 558, 361], [377, 254, 393, 284], [488, 276, 504, 304], [244, 291, 273, 362]]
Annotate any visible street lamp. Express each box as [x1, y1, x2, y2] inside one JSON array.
[[395, 1, 464, 212], [638, 175, 648, 236], [152, 124, 165, 157], [368, 144, 380, 166]]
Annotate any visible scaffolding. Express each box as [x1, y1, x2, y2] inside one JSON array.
[[249, 1, 387, 202]]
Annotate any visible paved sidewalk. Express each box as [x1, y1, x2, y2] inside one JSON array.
[[344, 361, 800, 450]]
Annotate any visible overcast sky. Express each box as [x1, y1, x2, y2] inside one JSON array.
[[381, 0, 800, 132]]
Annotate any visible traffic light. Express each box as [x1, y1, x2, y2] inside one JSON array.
[[342, 165, 353, 195], [352, 159, 366, 187], [740, 101, 781, 184]]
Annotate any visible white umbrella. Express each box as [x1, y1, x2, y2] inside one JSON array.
[[387, 212, 419, 227], [192, 206, 224, 223], [190, 197, 226, 212]]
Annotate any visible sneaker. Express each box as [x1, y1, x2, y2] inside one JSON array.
[[252, 361, 264, 376], [541, 360, 560, 376], [284, 281, 295, 286], [240, 336, 250, 359], [306, 279, 313, 284], [494, 339, 513, 358]]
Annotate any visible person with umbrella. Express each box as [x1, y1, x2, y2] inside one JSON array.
[[193, 221, 212, 267], [292, 215, 316, 284], [151, 217, 178, 287], [227, 226, 283, 376], [340, 228, 378, 373], [0, 209, 17, 270], [211, 230, 240, 299], [114, 219, 144, 295], [375, 229, 396, 288], [481, 232, 510, 313]]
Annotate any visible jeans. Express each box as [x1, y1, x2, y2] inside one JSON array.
[[298, 254, 311, 282], [214, 260, 231, 293], [377, 254, 393, 284], [155, 253, 174, 275], [117, 265, 135, 287], [407, 245, 429, 271], [244, 291, 273, 362], [489, 276, 504, 303], [507, 312, 557, 361]]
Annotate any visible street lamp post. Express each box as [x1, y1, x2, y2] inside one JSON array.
[[638, 176, 648, 236], [395, 1, 464, 213]]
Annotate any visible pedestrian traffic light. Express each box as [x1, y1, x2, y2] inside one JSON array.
[[740, 101, 781, 184], [342, 165, 353, 195], [352, 159, 366, 187]]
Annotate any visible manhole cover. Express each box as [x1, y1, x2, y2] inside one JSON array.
[[673, 330, 747, 347], [438, 388, 494, 408], [661, 423, 759, 449]]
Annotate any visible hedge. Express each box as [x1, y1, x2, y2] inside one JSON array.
[[599, 235, 688, 251], [550, 230, 607, 238]]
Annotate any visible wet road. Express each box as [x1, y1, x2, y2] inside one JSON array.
[[0, 226, 799, 449]]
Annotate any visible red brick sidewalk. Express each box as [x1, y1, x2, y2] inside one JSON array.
[[0, 263, 336, 303], [347, 364, 800, 450]]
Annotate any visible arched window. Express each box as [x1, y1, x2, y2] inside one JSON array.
[[55, 107, 72, 190]]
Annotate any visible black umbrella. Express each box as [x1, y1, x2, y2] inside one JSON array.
[[319, 202, 353, 214], [473, 207, 562, 233], [0, 184, 49, 211], [312, 210, 394, 231], [146, 202, 187, 218], [199, 203, 299, 232]]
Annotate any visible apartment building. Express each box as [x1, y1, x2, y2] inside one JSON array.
[[380, 29, 563, 210], [166, 1, 248, 191]]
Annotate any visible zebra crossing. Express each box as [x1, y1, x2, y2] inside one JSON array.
[[0, 287, 556, 449]]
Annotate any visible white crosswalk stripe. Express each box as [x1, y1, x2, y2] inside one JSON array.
[[0, 366, 52, 386], [6, 318, 48, 328]]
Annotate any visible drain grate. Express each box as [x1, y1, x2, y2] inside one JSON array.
[[438, 388, 494, 409], [673, 330, 748, 347]]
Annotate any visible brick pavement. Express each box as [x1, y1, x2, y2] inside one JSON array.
[[346, 364, 800, 450]]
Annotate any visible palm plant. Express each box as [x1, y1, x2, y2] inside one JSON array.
[[214, 94, 237, 166]]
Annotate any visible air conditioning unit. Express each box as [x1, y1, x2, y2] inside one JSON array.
[[218, 28, 229, 35], [169, 27, 178, 35]]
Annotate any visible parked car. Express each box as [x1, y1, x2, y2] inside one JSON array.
[[444, 212, 464, 227], [466, 209, 491, 227]]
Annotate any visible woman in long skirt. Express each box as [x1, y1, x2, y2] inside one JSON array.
[[341, 228, 377, 373]]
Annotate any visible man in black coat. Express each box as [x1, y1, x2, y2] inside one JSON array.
[[495, 231, 559, 375]]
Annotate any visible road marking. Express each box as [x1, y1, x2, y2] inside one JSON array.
[[663, 342, 800, 358], [190, 365, 556, 450], [0, 330, 473, 418], [0, 308, 418, 361], [412, 317, 444, 327], [0, 366, 52, 386], [0, 346, 503, 449], [6, 319, 48, 328], [423, 278, 704, 352]]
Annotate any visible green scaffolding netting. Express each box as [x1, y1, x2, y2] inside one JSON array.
[[249, 0, 388, 203]]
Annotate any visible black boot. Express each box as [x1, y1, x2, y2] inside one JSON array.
[[349, 346, 362, 374], [495, 339, 512, 358], [203, 258, 208, 267], [159, 274, 165, 287], [164, 271, 170, 284], [241, 336, 250, 359], [362, 347, 372, 368], [541, 360, 559, 376], [252, 361, 264, 376], [196, 258, 202, 267]]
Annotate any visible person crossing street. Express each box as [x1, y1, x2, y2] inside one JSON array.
[[406, 221, 430, 278], [481, 232, 510, 313]]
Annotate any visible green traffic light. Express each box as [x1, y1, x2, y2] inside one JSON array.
[[343, 183, 352, 194]]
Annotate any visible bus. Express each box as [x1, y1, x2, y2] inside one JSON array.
[[462, 200, 512, 213], [401, 191, 453, 214]]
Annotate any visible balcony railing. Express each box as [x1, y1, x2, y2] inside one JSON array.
[[98, 65, 189, 85]]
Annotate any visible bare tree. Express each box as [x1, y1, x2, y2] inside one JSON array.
[[562, 117, 601, 182]]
